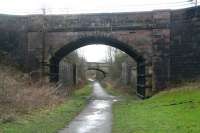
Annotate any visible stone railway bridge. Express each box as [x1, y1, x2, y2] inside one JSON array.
[[1, 6, 200, 98], [85, 62, 110, 78]]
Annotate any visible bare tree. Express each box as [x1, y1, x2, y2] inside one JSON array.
[[105, 47, 119, 65], [188, 0, 198, 6]]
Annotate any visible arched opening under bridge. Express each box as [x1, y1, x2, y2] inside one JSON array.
[[49, 36, 146, 98]]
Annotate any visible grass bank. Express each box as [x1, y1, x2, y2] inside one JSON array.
[[108, 82, 200, 133], [0, 84, 92, 133]]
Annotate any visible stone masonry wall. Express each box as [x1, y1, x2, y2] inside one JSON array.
[[170, 7, 200, 82]]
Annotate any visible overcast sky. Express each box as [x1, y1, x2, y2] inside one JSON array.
[[0, 0, 196, 14], [77, 45, 110, 63], [0, 0, 197, 62]]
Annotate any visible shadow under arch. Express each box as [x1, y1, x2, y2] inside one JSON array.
[[50, 36, 146, 98], [87, 68, 107, 78]]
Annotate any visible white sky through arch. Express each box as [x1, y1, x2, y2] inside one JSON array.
[[0, 0, 198, 62], [77, 45, 110, 63]]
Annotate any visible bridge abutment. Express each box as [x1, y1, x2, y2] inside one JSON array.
[[151, 10, 171, 92]]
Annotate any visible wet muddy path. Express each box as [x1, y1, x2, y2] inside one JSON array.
[[58, 81, 116, 133]]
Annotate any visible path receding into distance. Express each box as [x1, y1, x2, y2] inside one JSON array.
[[58, 81, 116, 133]]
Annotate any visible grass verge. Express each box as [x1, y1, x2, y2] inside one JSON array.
[[0, 84, 92, 133], [109, 82, 200, 133], [102, 81, 136, 100]]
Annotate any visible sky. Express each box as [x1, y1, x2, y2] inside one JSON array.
[[77, 45, 110, 62], [0, 0, 196, 14], [0, 0, 197, 62]]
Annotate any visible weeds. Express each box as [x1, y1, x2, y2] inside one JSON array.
[[0, 64, 65, 123]]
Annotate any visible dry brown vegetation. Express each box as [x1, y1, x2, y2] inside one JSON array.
[[0, 63, 65, 123]]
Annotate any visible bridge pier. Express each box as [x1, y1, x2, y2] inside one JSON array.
[[137, 60, 146, 98], [152, 11, 171, 91], [49, 58, 59, 82]]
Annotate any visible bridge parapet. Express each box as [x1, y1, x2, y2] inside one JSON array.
[[27, 12, 153, 32]]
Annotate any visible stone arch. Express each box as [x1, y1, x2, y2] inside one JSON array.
[[49, 36, 146, 98], [87, 68, 107, 78]]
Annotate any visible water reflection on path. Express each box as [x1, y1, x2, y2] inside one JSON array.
[[58, 81, 116, 133]]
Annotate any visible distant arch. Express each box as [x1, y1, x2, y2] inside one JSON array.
[[87, 68, 107, 78]]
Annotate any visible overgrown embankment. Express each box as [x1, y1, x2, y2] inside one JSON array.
[[0, 84, 92, 133], [107, 82, 200, 133], [0, 57, 92, 133], [0, 62, 65, 122]]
